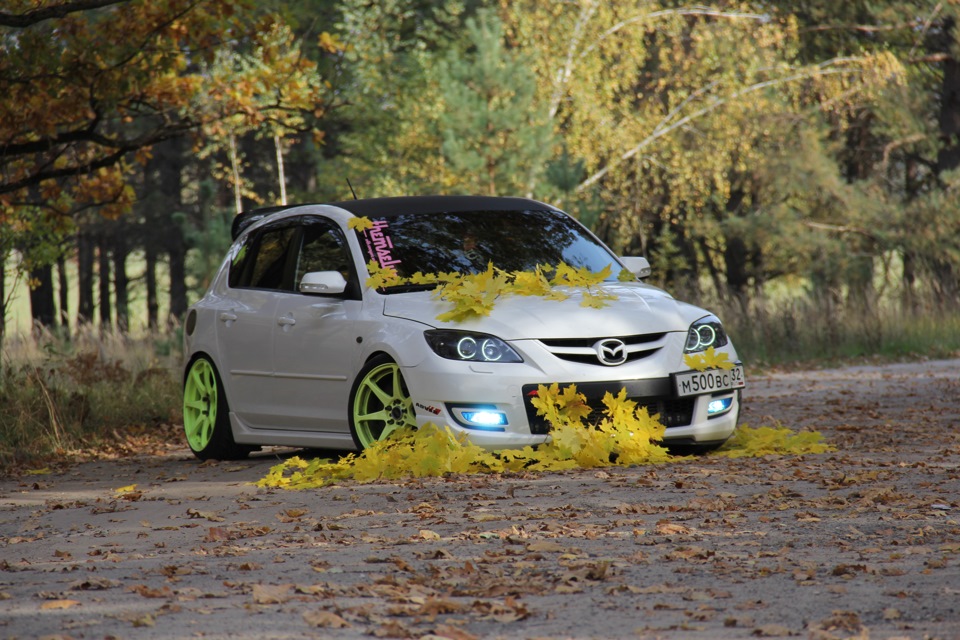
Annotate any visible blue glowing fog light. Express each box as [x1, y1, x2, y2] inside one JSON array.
[[461, 410, 507, 426], [707, 398, 733, 415], [450, 406, 509, 431]]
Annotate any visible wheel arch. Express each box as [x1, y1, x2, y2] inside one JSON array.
[[182, 351, 237, 417]]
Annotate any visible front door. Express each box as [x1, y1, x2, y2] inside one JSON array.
[[270, 218, 363, 432]]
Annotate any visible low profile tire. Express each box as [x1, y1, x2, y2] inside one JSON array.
[[183, 356, 250, 461], [348, 354, 417, 450]]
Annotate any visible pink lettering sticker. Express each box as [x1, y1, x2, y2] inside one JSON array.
[[361, 220, 402, 268]]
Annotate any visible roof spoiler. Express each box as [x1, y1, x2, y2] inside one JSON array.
[[230, 205, 292, 240]]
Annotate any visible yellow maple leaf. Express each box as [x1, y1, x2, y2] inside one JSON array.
[[365, 260, 402, 289], [347, 216, 374, 231], [701, 347, 734, 370], [712, 425, 834, 458], [684, 347, 733, 371]]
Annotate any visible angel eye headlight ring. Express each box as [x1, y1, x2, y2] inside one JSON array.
[[684, 316, 728, 353]]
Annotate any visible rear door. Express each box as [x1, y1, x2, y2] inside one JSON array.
[[215, 222, 298, 429]]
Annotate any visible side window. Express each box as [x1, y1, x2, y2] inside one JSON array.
[[248, 226, 298, 290], [294, 220, 352, 292], [227, 239, 254, 289]]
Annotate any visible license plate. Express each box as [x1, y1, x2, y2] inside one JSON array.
[[673, 366, 745, 397]]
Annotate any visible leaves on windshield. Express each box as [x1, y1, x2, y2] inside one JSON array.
[[365, 261, 619, 322], [347, 216, 375, 231]]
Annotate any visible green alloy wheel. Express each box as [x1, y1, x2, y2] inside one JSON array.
[[183, 356, 249, 460], [349, 355, 417, 449]]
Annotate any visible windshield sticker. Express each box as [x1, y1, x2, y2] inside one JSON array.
[[361, 219, 402, 269]]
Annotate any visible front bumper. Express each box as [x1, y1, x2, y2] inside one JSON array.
[[402, 335, 742, 450]]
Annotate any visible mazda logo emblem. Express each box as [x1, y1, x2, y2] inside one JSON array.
[[595, 338, 628, 366]]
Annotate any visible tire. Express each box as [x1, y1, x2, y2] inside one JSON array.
[[348, 355, 417, 450], [182, 356, 250, 461]]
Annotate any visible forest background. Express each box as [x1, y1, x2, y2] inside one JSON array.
[[1, 0, 959, 463]]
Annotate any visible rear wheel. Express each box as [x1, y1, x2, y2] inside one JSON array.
[[348, 355, 417, 450], [183, 356, 249, 460]]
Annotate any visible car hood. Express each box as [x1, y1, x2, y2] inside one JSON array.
[[381, 283, 708, 339]]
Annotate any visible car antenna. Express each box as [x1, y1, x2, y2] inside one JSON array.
[[346, 178, 358, 200]]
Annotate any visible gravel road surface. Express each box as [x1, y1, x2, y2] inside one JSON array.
[[1, 359, 958, 639]]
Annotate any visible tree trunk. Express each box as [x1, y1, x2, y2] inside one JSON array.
[[98, 237, 112, 329], [29, 264, 57, 330], [150, 137, 188, 327], [77, 230, 95, 325], [145, 244, 159, 330], [933, 17, 960, 309], [113, 232, 129, 333], [0, 261, 6, 346], [57, 255, 69, 330], [169, 239, 188, 326]]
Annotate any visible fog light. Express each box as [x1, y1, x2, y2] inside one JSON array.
[[707, 398, 733, 415], [450, 406, 508, 431], [462, 410, 507, 426]]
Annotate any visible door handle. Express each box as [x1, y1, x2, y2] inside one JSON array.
[[277, 315, 296, 327], [219, 312, 238, 323]]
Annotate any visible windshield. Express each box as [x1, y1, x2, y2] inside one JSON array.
[[354, 209, 619, 283]]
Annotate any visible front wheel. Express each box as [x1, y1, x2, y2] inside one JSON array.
[[183, 356, 250, 461], [348, 355, 417, 450]]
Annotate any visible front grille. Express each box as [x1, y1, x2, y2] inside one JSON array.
[[522, 381, 694, 435], [538, 333, 666, 366]]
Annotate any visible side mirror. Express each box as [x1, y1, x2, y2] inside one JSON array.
[[300, 271, 348, 295], [620, 256, 652, 279]]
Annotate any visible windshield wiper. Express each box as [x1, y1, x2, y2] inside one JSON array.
[[379, 283, 439, 294]]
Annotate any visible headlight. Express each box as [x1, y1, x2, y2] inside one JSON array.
[[424, 330, 523, 363], [684, 315, 729, 353]]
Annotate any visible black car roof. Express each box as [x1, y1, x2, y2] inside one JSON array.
[[231, 195, 555, 240], [326, 195, 553, 217]]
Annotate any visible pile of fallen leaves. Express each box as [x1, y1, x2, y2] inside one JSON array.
[[259, 383, 833, 490]]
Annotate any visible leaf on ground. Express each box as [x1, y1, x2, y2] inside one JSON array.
[[186, 508, 224, 522], [40, 599, 80, 610], [425, 624, 480, 640], [713, 425, 834, 458], [258, 386, 829, 489], [302, 609, 351, 628], [129, 585, 173, 599], [752, 624, 792, 637], [252, 583, 293, 604]]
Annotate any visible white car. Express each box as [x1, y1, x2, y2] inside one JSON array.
[[182, 196, 744, 460]]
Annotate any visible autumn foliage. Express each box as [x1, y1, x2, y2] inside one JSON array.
[[258, 382, 832, 490], [0, 0, 326, 218]]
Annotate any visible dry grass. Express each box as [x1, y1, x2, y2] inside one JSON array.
[[715, 294, 960, 368], [0, 327, 182, 472]]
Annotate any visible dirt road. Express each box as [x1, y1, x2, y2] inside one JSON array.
[[1, 359, 958, 639]]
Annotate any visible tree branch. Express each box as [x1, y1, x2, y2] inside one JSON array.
[[0, 121, 195, 196], [576, 59, 864, 192], [0, 0, 130, 28]]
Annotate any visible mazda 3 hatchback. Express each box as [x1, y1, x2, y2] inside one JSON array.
[[182, 196, 744, 460]]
